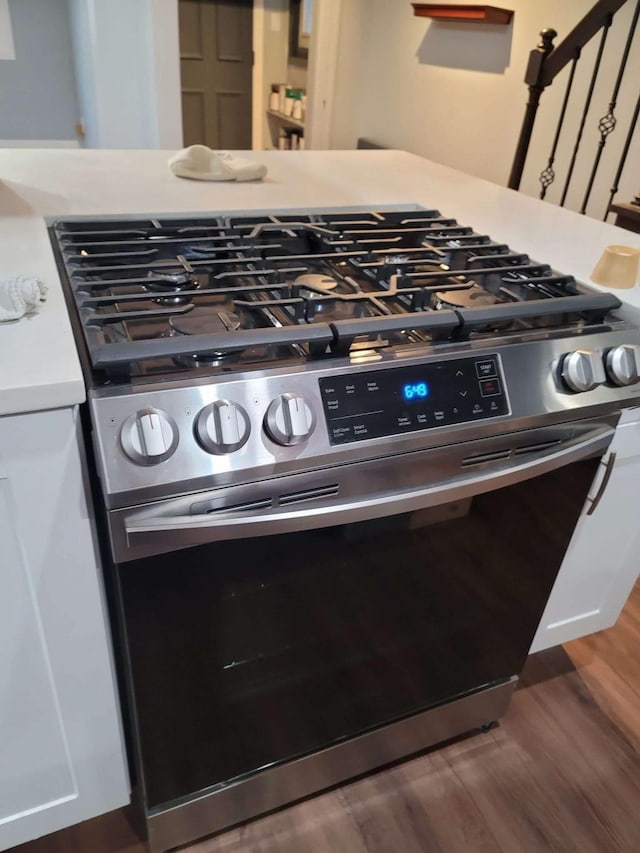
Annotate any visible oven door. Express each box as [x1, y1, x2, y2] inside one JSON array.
[[112, 419, 611, 815]]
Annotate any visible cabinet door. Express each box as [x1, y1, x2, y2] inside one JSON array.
[[531, 412, 640, 652], [0, 409, 128, 850], [0, 478, 77, 822]]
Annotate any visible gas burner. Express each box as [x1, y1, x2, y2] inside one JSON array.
[[52, 208, 623, 382], [294, 273, 339, 296], [433, 283, 499, 310], [433, 283, 512, 331], [145, 271, 198, 305], [169, 308, 243, 366]]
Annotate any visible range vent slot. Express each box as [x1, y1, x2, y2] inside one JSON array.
[[513, 439, 562, 456], [190, 497, 273, 516], [279, 484, 340, 506], [461, 449, 511, 468]]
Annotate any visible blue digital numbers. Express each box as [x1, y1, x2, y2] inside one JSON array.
[[402, 382, 429, 401]]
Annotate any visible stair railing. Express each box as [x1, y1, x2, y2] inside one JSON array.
[[508, 0, 640, 220]]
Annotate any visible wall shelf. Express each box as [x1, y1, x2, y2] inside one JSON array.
[[411, 5, 514, 25], [267, 109, 305, 131]]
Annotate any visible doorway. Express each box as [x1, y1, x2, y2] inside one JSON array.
[[178, 0, 253, 149]]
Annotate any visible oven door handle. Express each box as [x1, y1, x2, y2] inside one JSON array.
[[122, 425, 613, 555]]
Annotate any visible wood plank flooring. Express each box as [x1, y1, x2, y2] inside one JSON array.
[[12, 581, 640, 853]]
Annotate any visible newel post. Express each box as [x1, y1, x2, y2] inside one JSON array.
[[508, 29, 557, 191]]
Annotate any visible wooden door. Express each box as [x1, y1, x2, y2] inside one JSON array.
[[179, 0, 253, 149]]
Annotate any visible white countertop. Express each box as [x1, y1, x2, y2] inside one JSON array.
[[2, 148, 640, 415]]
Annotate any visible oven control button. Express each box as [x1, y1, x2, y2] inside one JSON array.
[[561, 349, 605, 392], [265, 393, 316, 446], [120, 408, 178, 465], [195, 400, 250, 454], [605, 344, 640, 386]]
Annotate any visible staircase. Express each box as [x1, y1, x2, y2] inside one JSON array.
[[508, 0, 640, 221]]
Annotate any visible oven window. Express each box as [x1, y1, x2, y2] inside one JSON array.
[[118, 456, 599, 809]]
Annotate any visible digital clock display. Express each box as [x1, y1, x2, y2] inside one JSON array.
[[319, 354, 508, 445], [402, 382, 429, 401]]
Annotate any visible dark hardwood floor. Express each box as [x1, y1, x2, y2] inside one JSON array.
[[12, 581, 640, 853]]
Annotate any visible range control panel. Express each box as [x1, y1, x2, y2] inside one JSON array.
[[319, 355, 509, 445]]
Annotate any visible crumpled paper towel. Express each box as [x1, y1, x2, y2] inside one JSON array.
[[168, 145, 267, 182], [0, 276, 47, 322]]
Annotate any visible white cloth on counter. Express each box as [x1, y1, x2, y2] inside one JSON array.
[[0, 275, 47, 322], [168, 145, 267, 182]]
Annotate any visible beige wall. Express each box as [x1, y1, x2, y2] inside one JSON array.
[[329, 0, 640, 219]]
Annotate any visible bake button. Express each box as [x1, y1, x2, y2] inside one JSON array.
[[476, 359, 498, 379], [480, 378, 501, 397]]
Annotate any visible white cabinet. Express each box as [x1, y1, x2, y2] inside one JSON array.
[[531, 408, 640, 652], [0, 407, 128, 851]]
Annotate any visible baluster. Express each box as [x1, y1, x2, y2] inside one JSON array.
[[559, 15, 613, 207], [605, 89, 640, 218], [582, 0, 640, 215], [539, 50, 581, 200], [508, 29, 556, 191]]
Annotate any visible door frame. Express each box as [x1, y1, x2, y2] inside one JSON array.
[[252, 0, 265, 150], [148, 0, 341, 151]]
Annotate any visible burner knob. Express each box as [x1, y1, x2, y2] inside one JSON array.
[[561, 349, 606, 392], [606, 344, 640, 386], [265, 393, 316, 446], [195, 400, 250, 454], [120, 408, 178, 465]]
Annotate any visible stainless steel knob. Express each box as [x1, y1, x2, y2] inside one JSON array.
[[120, 408, 178, 465], [195, 400, 250, 454], [264, 393, 316, 446], [561, 349, 606, 393], [606, 344, 640, 386]]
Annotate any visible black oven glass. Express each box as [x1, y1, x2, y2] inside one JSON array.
[[117, 457, 599, 810]]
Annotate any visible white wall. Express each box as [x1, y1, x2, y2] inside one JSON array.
[[148, 0, 183, 150], [329, 0, 640, 219], [69, 0, 182, 150]]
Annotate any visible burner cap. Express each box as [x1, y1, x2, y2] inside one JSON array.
[[434, 285, 498, 310], [145, 270, 198, 305], [295, 273, 338, 294]]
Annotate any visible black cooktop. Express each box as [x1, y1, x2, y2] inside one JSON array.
[[50, 208, 620, 385]]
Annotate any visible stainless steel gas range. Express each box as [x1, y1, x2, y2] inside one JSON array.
[[50, 207, 640, 851]]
